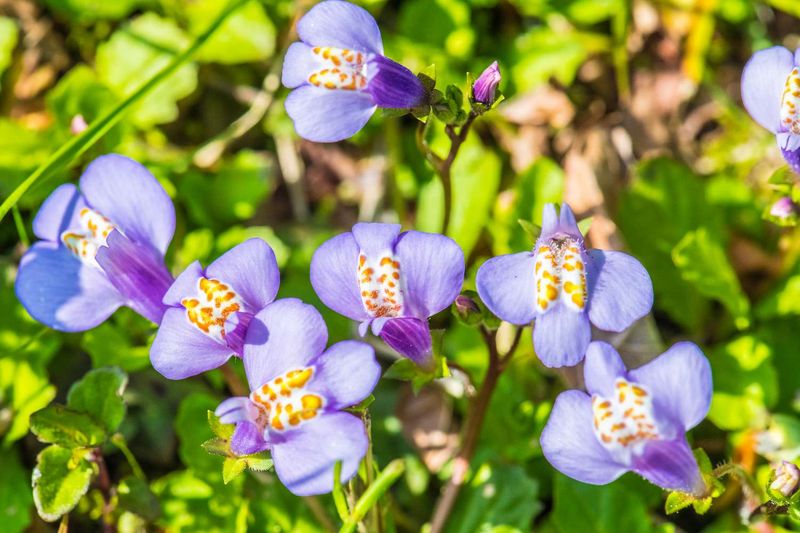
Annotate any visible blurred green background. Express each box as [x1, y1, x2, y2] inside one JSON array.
[[2, 0, 800, 530]]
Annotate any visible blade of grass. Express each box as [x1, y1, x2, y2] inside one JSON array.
[[339, 459, 405, 533], [0, 0, 249, 223]]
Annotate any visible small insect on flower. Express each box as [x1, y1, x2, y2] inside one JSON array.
[[540, 341, 712, 496], [15, 154, 175, 331], [215, 299, 381, 496], [282, 0, 426, 142], [150, 238, 280, 380], [475, 203, 653, 367], [741, 46, 800, 173], [310, 222, 465, 369], [472, 61, 501, 105]]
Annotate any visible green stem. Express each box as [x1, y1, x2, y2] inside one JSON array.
[[339, 459, 406, 533], [0, 0, 249, 223], [111, 433, 146, 481], [11, 205, 29, 247], [332, 461, 350, 522]]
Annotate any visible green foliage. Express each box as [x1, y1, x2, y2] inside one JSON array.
[[186, 0, 277, 64], [67, 367, 128, 433], [30, 404, 107, 448], [0, 450, 32, 533], [32, 446, 94, 522]]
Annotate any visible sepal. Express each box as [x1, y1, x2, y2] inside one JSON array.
[[664, 448, 724, 515]]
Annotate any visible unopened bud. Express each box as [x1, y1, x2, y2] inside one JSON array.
[[70, 114, 88, 135], [770, 196, 798, 220], [770, 461, 800, 498], [472, 61, 501, 105], [453, 292, 482, 325]]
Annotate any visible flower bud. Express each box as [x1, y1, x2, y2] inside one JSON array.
[[770, 196, 798, 220], [70, 114, 88, 135], [770, 461, 800, 498], [452, 292, 482, 326], [472, 61, 501, 105]]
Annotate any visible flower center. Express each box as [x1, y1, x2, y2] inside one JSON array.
[[592, 378, 661, 459], [358, 251, 404, 318], [308, 46, 368, 91], [60, 207, 116, 267], [781, 67, 800, 135], [250, 367, 325, 432], [181, 277, 243, 343], [533, 237, 586, 313]]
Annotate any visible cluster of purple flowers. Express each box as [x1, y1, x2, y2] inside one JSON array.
[[13, 0, 718, 502]]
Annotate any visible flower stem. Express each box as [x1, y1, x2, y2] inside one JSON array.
[[416, 112, 478, 234], [111, 433, 146, 481], [92, 449, 116, 533], [339, 459, 406, 533], [219, 361, 249, 397], [428, 325, 509, 533]]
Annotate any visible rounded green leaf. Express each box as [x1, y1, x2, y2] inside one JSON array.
[[32, 446, 94, 522]]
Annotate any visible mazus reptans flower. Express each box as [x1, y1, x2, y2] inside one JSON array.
[[310, 222, 464, 369], [282, 0, 426, 142], [476, 203, 653, 367], [15, 154, 175, 331], [215, 298, 381, 496], [541, 341, 712, 496], [742, 46, 800, 174], [150, 238, 279, 379]]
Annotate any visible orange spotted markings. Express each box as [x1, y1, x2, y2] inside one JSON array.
[[61, 207, 116, 266], [781, 67, 800, 135], [182, 278, 242, 343], [591, 378, 660, 456], [308, 46, 368, 91], [250, 367, 325, 432], [358, 252, 404, 318], [533, 240, 587, 313]]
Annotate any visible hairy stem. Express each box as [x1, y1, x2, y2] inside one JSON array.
[[92, 449, 116, 533], [428, 325, 507, 533]]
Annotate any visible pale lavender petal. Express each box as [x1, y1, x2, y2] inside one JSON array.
[[231, 421, 269, 456], [310, 232, 368, 321], [307, 340, 380, 409], [271, 411, 367, 496], [367, 56, 425, 109], [296, 0, 383, 55], [205, 238, 280, 312], [582, 341, 627, 398], [539, 203, 558, 238], [150, 307, 233, 379], [533, 304, 591, 368], [351, 222, 401, 256], [633, 437, 705, 496], [96, 231, 173, 324], [475, 252, 537, 325], [628, 342, 712, 432], [778, 132, 800, 151], [540, 390, 627, 485], [32, 184, 85, 242], [243, 299, 327, 390], [285, 85, 376, 142], [215, 397, 258, 424], [741, 46, 794, 133], [378, 317, 433, 368], [80, 154, 175, 254], [796, 48, 800, 65], [557, 203, 581, 238], [282, 42, 317, 89], [781, 146, 800, 175], [15, 242, 123, 332], [472, 61, 500, 104], [162, 261, 204, 307], [395, 230, 464, 318], [586, 249, 653, 333]]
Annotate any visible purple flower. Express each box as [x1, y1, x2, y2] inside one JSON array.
[[541, 341, 712, 495], [150, 238, 279, 379], [741, 46, 800, 173], [473, 61, 501, 105], [310, 222, 465, 369], [15, 154, 175, 331], [282, 0, 426, 142], [214, 298, 381, 496], [475, 203, 653, 368]]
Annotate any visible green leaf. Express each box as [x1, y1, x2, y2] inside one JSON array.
[[80, 322, 151, 372], [41, 0, 144, 21], [446, 463, 541, 532], [186, 0, 276, 64], [0, 0, 249, 223], [32, 446, 94, 522], [0, 17, 18, 91], [117, 476, 161, 521], [29, 405, 107, 448], [208, 409, 235, 440], [67, 367, 128, 434], [222, 457, 247, 485], [96, 13, 198, 128], [672, 227, 750, 329], [0, 449, 33, 533], [0, 358, 57, 445]]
